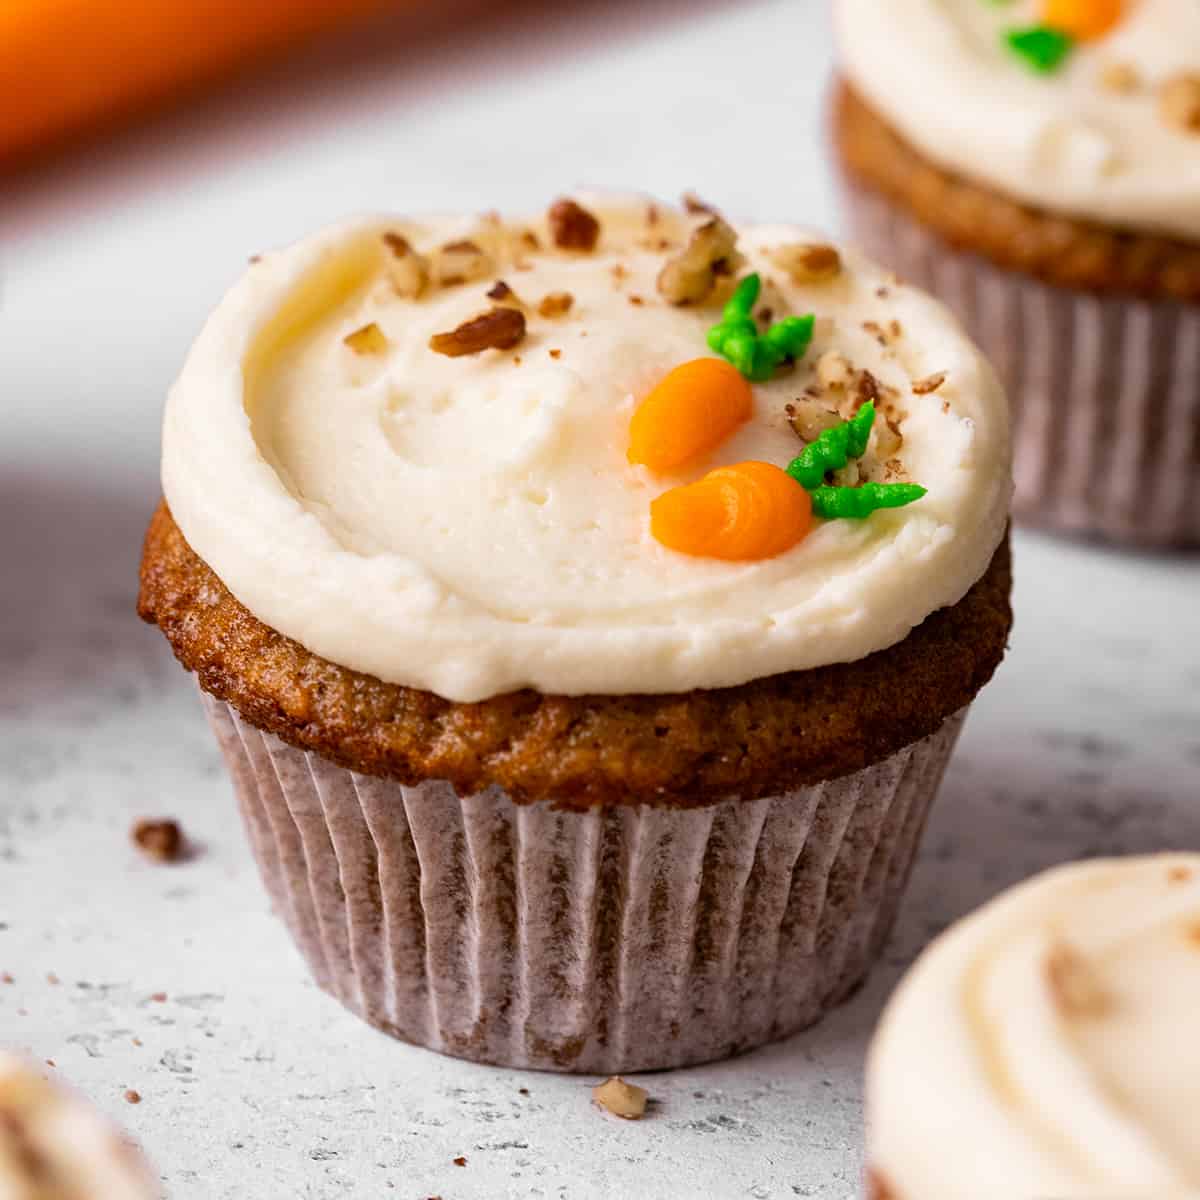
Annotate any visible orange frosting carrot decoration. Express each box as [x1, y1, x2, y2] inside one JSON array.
[[628, 358, 754, 473], [1041, 0, 1122, 40], [651, 462, 813, 561]]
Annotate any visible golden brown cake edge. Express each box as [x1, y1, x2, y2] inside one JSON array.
[[832, 79, 1200, 303], [138, 501, 1011, 808]]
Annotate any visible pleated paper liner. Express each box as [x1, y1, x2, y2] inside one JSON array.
[[203, 690, 966, 1073], [843, 178, 1200, 549]]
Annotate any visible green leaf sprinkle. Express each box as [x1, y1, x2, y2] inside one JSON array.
[[809, 483, 928, 521], [707, 273, 816, 382], [1005, 25, 1073, 73], [784, 403, 926, 520], [786, 402, 877, 491]]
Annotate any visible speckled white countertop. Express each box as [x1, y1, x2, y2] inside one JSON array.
[[1, 2, 1198, 1197]]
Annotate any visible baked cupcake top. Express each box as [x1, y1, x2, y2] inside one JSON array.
[[0, 1055, 156, 1199], [868, 855, 1200, 1199], [835, 0, 1200, 242], [162, 196, 1009, 702]]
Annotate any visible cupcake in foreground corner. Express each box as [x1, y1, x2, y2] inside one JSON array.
[[0, 1054, 156, 1198], [138, 194, 1012, 1072], [866, 855, 1200, 1199], [832, 0, 1200, 547]]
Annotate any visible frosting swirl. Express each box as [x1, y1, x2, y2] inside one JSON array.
[[868, 855, 1200, 1199], [162, 197, 1010, 701]]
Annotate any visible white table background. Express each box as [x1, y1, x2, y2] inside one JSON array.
[[2, 1, 1198, 1197]]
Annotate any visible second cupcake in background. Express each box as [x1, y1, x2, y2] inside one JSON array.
[[139, 195, 1012, 1073], [865, 855, 1200, 1198], [833, 0, 1200, 548]]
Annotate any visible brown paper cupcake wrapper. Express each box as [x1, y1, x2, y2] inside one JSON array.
[[843, 178, 1200, 548], [201, 691, 965, 1073]]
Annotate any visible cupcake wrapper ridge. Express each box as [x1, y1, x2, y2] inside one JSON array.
[[203, 691, 965, 1073], [843, 178, 1200, 548]]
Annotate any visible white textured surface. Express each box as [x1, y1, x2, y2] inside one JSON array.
[[0, 2, 1198, 1198]]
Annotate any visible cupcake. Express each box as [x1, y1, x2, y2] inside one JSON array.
[[0, 1054, 156, 1198], [138, 195, 1012, 1072], [865, 854, 1200, 1199], [833, 0, 1200, 547]]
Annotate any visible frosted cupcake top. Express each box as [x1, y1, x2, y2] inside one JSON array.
[[868, 855, 1200, 1200], [835, 0, 1200, 242], [162, 196, 1009, 702], [0, 1055, 156, 1199]]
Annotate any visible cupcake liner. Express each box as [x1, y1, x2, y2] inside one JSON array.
[[202, 690, 966, 1073], [843, 177, 1200, 548]]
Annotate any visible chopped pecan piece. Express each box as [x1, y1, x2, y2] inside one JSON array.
[[656, 217, 743, 305], [592, 1077, 648, 1120], [487, 280, 519, 303], [768, 242, 842, 284], [548, 199, 601, 251], [538, 292, 574, 318], [911, 371, 947, 395], [132, 818, 185, 863], [1160, 72, 1200, 133], [343, 322, 389, 355], [681, 191, 717, 215], [429, 308, 526, 357], [381, 232, 430, 298], [1099, 60, 1140, 93], [815, 350, 853, 391], [433, 239, 493, 286], [785, 397, 843, 443]]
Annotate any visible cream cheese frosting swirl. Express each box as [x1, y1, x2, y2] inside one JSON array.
[[868, 855, 1200, 1199], [161, 196, 1010, 701], [835, 0, 1200, 243]]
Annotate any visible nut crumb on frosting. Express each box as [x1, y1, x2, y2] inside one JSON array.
[[430, 308, 526, 357], [1160, 72, 1200, 134], [656, 216, 743, 305], [549, 348, 562, 359], [548, 198, 601, 251], [1045, 943, 1112, 1019], [911, 371, 947, 395], [593, 1076, 648, 1119], [1168, 865, 1194, 884], [1099, 60, 1140, 94], [538, 291, 574, 318], [433, 239, 493, 286], [343, 323, 389, 355], [681, 190, 717, 215], [768, 242, 842, 284], [382, 232, 430, 298], [132, 818, 185, 863], [487, 280, 517, 303]]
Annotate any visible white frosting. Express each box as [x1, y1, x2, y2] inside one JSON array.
[[868, 855, 1200, 1199], [836, 0, 1200, 242], [162, 198, 1010, 701], [0, 1055, 155, 1199]]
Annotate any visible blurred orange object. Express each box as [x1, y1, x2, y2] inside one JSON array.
[[0, 0, 390, 166]]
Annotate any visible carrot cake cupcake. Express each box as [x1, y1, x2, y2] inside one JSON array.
[[0, 1054, 156, 1198], [833, 0, 1200, 547], [866, 854, 1200, 1199], [138, 194, 1012, 1072]]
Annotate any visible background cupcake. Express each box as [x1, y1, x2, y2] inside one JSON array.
[[833, 0, 1200, 547], [866, 854, 1200, 1199], [0, 1054, 157, 1199], [139, 195, 1012, 1073]]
